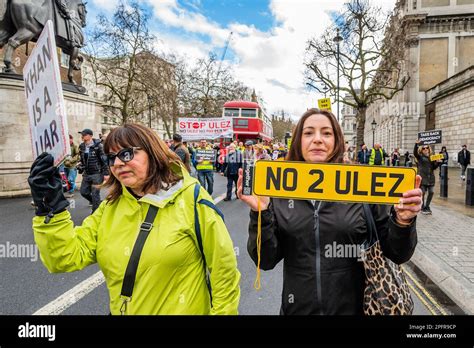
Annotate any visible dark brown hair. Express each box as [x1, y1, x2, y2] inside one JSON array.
[[287, 108, 345, 163], [103, 123, 183, 203]]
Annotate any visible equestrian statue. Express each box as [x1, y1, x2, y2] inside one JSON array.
[[0, 0, 87, 85]]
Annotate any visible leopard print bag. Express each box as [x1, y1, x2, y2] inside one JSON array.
[[361, 204, 414, 315]]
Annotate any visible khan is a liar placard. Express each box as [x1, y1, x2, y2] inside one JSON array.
[[252, 161, 417, 205], [23, 20, 70, 166]]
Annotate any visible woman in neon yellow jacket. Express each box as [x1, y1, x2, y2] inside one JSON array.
[[28, 123, 240, 315]]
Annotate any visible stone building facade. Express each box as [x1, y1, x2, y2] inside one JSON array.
[[425, 65, 474, 165], [364, 0, 474, 161], [341, 93, 357, 147]]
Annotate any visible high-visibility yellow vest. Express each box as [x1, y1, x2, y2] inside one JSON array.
[[196, 146, 214, 171], [369, 148, 384, 165]]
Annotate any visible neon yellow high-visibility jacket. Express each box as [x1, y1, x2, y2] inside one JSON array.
[[32, 164, 241, 315]]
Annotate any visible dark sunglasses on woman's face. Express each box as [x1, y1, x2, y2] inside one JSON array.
[[422, 147, 429, 150], [107, 147, 141, 166]]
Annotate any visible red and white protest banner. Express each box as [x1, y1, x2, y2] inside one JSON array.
[[178, 118, 233, 140]]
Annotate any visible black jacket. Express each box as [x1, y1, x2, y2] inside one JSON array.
[[222, 151, 242, 176], [248, 200, 417, 315], [458, 149, 471, 166], [414, 144, 439, 186], [78, 139, 109, 176], [357, 149, 369, 164]]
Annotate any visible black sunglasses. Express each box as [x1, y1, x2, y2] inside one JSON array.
[[106, 147, 141, 166], [422, 146, 429, 150]]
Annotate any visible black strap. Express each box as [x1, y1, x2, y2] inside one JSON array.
[[120, 205, 159, 299], [362, 204, 380, 248]]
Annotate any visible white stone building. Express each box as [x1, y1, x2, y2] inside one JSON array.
[[341, 93, 358, 147], [364, 0, 474, 160]]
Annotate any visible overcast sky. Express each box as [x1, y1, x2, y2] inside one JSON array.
[[89, 0, 397, 119]]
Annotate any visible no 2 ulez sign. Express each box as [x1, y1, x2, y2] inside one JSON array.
[[23, 20, 69, 166], [250, 161, 417, 205]]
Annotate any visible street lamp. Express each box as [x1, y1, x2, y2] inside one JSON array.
[[371, 119, 377, 149], [333, 28, 343, 122], [147, 94, 152, 129]]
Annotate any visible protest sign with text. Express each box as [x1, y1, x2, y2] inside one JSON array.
[[178, 118, 233, 141], [249, 161, 417, 205], [23, 21, 69, 166], [196, 149, 216, 162], [418, 130, 442, 145]]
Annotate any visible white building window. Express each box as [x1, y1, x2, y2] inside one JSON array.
[[61, 52, 70, 68]]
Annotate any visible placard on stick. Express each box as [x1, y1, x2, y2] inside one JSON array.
[[23, 20, 69, 167]]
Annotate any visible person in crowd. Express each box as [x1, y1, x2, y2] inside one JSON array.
[[63, 134, 80, 198], [221, 144, 243, 201], [237, 108, 422, 315], [458, 145, 471, 181], [369, 143, 388, 166], [404, 151, 411, 167], [357, 144, 370, 164], [28, 123, 240, 315], [77, 129, 109, 213], [391, 148, 401, 167], [196, 139, 215, 195], [170, 134, 191, 172], [254, 144, 271, 160], [439, 146, 449, 178], [271, 144, 281, 161], [243, 140, 255, 161], [414, 140, 441, 215], [238, 141, 245, 152]]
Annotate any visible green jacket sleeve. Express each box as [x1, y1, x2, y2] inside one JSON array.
[[33, 203, 105, 273], [196, 189, 241, 315]]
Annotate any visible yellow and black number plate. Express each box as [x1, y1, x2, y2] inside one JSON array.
[[252, 160, 417, 205]]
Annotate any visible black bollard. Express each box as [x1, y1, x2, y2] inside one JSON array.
[[466, 168, 474, 206], [440, 164, 448, 198]]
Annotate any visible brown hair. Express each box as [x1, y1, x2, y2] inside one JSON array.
[[287, 108, 345, 163], [103, 123, 183, 203]]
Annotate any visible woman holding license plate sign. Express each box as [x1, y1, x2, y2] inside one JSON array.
[[237, 108, 423, 315]]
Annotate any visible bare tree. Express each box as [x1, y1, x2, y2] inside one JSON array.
[[305, 0, 409, 146], [271, 110, 295, 142], [86, 1, 157, 124], [184, 54, 252, 117]]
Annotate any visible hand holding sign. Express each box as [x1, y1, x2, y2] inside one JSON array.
[[394, 175, 422, 225], [237, 168, 270, 211], [28, 152, 69, 218]]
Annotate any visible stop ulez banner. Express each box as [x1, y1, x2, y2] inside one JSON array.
[[178, 118, 233, 140]]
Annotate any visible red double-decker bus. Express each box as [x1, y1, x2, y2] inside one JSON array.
[[222, 101, 273, 144]]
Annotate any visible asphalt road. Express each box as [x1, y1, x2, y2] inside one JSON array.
[[0, 173, 455, 315]]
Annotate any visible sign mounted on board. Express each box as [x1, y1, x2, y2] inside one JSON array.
[[418, 130, 442, 145], [196, 149, 216, 162], [317, 98, 332, 111], [244, 160, 417, 205], [24, 20, 70, 166]]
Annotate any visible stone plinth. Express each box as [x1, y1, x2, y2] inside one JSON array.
[[0, 76, 102, 196]]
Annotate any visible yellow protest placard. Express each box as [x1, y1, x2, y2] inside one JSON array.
[[252, 161, 417, 205], [318, 98, 332, 111], [430, 154, 444, 162]]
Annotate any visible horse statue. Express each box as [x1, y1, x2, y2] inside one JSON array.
[[0, 0, 87, 85]]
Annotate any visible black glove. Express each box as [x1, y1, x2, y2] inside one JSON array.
[[28, 153, 70, 220]]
